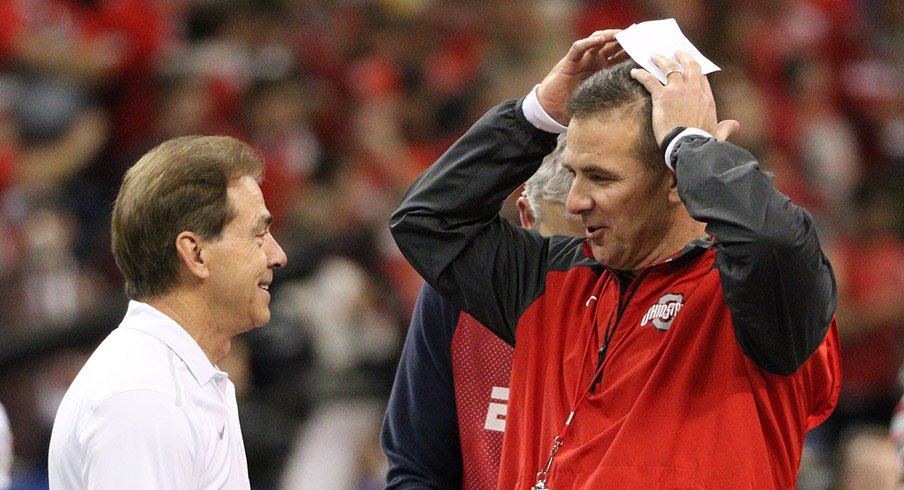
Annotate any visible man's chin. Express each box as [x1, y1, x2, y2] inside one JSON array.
[[247, 311, 271, 331], [590, 245, 611, 267], [592, 248, 630, 271]]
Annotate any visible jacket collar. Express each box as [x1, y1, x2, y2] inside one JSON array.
[[580, 236, 713, 269]]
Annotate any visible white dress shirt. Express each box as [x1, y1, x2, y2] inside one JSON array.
[[48, 301, 250, 489], [0, 402, 11, 490]]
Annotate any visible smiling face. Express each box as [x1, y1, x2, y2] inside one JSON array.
[[563, 113, 679, 272], [204, 176, 287, 334]]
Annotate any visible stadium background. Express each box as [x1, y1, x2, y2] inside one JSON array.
[[0, 0, 902, 488]]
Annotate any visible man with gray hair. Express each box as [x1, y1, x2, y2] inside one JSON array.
[[382, 134, 584, 489], [519, 136, 576, 237]]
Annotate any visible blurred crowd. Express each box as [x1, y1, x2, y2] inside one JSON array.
[[0, 0, 901, 488]]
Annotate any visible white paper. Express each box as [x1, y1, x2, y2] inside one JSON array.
[[615, 19, 720, 84]]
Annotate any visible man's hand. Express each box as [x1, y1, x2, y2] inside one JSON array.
[[631, 51, 739, 144], [536, 30, 628, 125]]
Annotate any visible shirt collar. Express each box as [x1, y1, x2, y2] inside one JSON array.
[[119, 300, 223, 387]]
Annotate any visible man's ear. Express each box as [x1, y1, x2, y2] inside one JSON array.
[[666, 172, 682, 205], [516, 195, 536, 230], [175, 231, 210, 280]]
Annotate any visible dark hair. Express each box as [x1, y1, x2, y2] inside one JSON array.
[[566, 60, 662, 173], [111, 135, 264, 299]]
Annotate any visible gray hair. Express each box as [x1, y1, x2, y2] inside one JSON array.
[[524, 133, 573, 223]]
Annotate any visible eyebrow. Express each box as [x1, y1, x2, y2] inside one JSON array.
[[572, 162, 616, 179], [254, 213, 273, 230], [586, 167, 617, 178]]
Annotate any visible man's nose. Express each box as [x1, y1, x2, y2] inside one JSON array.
[[268, 236, 288, 268], [565, 180, 591, 216]]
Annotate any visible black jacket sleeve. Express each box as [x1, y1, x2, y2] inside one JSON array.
[[381, 284, 463, 489], [673, 135, 837, 375], [389, 98, 571, 344]]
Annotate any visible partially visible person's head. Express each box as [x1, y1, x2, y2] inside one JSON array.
[[517, 133, 584, 237], [111, 135, 265, 300], [836, 425, 903, 490], [563, 60, 699, 272]]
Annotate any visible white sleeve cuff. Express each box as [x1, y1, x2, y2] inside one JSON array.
[[522, 85, 568, 134], [664, 127, 713, 171]]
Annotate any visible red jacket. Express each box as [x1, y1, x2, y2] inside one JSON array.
[[391, 99, 841, 489], [502, 245, 839, 488]]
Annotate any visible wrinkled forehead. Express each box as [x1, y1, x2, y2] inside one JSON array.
[[226, 175, 270, 224], [564, 114, 644, 168]]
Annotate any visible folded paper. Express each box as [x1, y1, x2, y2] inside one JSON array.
[[615, 19, 720, 84]]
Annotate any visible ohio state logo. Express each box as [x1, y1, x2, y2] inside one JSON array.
[[640, 293, 684, 331]]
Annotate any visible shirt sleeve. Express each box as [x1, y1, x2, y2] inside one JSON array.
[[389, 98, 563, 343], [78, 389, 198, 489], [382, 284, 463, 489], [522, 85, 568, 134], [673, 135, 837, 375]]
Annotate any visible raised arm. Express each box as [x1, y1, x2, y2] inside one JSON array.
[[632, 52, 837, 375], [389, 97, 557, 342], [390, 31, 623, 340]]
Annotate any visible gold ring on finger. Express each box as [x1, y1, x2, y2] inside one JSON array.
[[664, 68, 683, 80]]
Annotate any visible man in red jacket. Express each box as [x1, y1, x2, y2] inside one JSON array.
[[391, 29, 841, 489]]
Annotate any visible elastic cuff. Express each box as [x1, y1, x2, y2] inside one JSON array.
[[522, 85, 567, 134], [664, 127, 713, 171], [660, 126, 686, 161]]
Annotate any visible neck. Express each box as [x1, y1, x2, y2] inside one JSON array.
[[145, 291, 230, 364], [629, 216, 707, 275]]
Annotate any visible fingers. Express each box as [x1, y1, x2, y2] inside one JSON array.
[[675, 51, 701, 80], [605, 48, 629, 64], [566, 30, 621, 62], [601, 40, 622, 58], [714, 119, 740, 142], [650, 52, 706, 87], [592, 44, 627, 67], [590, 29, 622, 42], [652, 54, 687, 89], [585, 41, 611, 64], [701, 74, 714, 97], [630, 67, 662, 94], [652, 54, 682, 81]]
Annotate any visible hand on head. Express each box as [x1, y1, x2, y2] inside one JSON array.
[[536, 30, 630, 125], [630, 51, 739, 145]]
